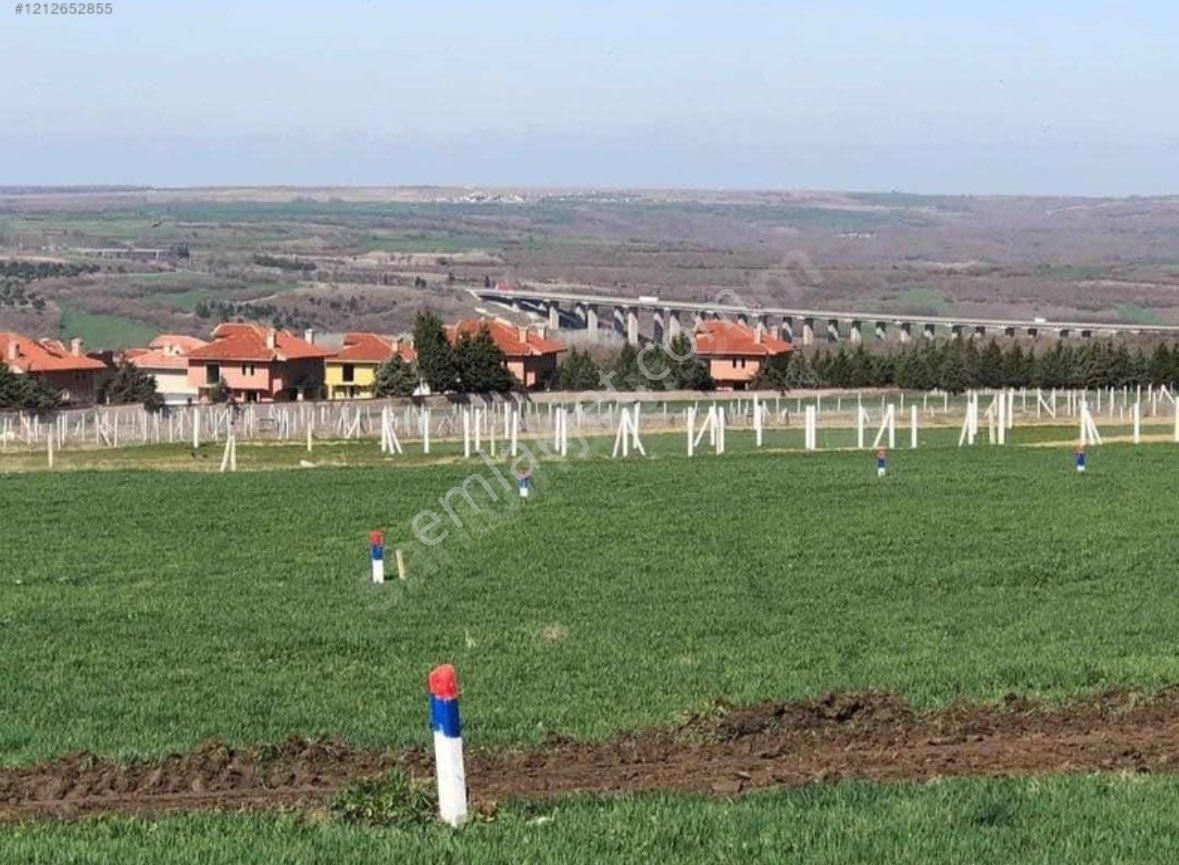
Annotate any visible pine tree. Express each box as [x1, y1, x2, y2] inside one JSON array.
[[0, 362, 61, 410], [373, 355, 419, 397], [413, 311, 457, 393], [977, 340, 1003, 388], [454, 325, 515, 394], [665, 334, 714, 390], [102, 360, 164, 412], [554, 348, 603, 390]]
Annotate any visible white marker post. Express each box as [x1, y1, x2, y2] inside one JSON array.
[[370, 530, 385, 584], [429, 665, 468, 827]]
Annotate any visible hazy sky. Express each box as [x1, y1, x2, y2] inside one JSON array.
[[3, 1, 1177, 194]]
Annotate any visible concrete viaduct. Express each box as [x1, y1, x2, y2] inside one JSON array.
[[472, 286, 1179, 347]]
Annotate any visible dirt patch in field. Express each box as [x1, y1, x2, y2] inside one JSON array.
[[4, 689, 1179, 821]]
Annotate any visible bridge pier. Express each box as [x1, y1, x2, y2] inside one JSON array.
[[1004, 326, 1016, 338], [653, 308, 666, 346], [874, 321, 887, 340], [1080, 328, 1093, 338], [923, 323, 936, 340], [580, 304, 599, 341], [667, 308, 682, 344], [899, 322, 912, 343], [1056, 327, 1071, 339], [802, 318, 816, 346], [974, 325, 987, 339], [626, 307, 640, 346], [613, 305, 626, 340], [1027, 327, 1039, 339], [547, 301, 561, 331], [849, 320, 863, 344], [827, 319, 840, 343], [779, 316, 795, 342], [950, 324, 964, 339]]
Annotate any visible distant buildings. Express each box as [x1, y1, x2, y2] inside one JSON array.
[[693, 319, 792, 389], [0, 331, 107, 404], [326, 333, 417, 400], [124, 335, 208, 405], [447, 318, 566, 389], [183, 323, 331, 403]]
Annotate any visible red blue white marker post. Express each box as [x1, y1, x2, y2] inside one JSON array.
[[517, 467, 532, 498], [370, 530, 385, 584], [429, 664, 468, 826], [876, 447, 888, 478], [1075, 444, 1087, 474]]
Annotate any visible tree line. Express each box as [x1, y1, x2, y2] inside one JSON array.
[[373, 312, 516, 396], [754, 340, 1179, 392]]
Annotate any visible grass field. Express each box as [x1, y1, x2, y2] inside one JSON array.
[[3, 442, 1179, 766], [58, 305, 160, 349], [4, 775, 1179, 864]]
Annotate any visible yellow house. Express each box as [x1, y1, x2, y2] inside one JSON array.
[[326, 333, 416, 399]]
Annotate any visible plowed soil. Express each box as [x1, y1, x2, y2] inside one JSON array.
[[4, 689, 1179, 822]]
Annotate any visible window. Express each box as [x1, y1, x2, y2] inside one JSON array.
[[206, 363, 220, 385], [342, 364, 355, 383]]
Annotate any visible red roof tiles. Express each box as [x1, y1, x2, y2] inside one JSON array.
[[185, 323, 331, 362], [447, 318, 566, 358], [0, 331, 107, 373], [332, 333, 417, 364], [693, 320, 792, 357]]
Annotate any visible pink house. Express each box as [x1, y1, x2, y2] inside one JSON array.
[[184, 323, 331, 402], [693, 319, 793, 389]]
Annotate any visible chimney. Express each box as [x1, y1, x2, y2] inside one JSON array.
[[266, 329, 277, 350], [754, 322, 764, 344], [518, 325, 529, 343], [70, 337, 83, 356], [6, 340, 17, 362], [304, 328, 315, 345]]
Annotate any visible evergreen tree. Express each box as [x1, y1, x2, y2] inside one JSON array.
[[102, 360, 164, 412], [454, 325, 516, 393], [609, 343, 644, 390], [553, 348, 603, 390], [413, 311, 457, 393], [0, 362, 61, 410], [373, 355, 419, 397], [665, 334, 714, 390], [977, 340, 1004, 388]]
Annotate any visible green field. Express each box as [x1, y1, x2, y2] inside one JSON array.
[[6, 776, 1179, 865], [4, 440, 1179, 860], [2, 442, 1178, 764], [58, 305, 160, 349]]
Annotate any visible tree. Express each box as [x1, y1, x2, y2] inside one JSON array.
[[413, 311, 457, 393], [102, 360, 164, 412], [553, 348, 602, 390], [374, 355, 419, 397], [0, 362, 61, 410], [665, 334, 714, 390], [454, 325, 516, 394], [205, 378, 232, 404]]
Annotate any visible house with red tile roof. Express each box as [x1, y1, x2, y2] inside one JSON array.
[[184, 323, 331, 402], [0, 331, 108, 404], [326, 333, 417, 399], [692, 319, 793, 389], [124, 334, 210, 405], [447, 318, 566, 390]]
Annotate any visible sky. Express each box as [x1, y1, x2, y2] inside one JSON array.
[[2, 1, 1178, 195]]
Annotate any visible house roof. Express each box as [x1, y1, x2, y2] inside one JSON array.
[[331, 332, 417, 364], [447, 318, 566, 358], [0, 331, 107, 373], [185, 323, 331, 363], [125, 334, 209, 370], [149, 334, 207, 352], [693, 320, 793, 357], [124, 348, 190, 371]]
